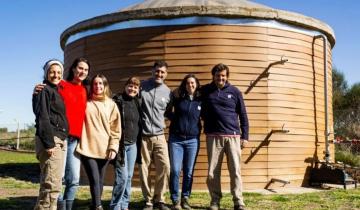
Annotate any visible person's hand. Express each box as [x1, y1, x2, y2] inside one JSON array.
[[46, 147, 55, 157], [33, 83, 46, 95], [240, 139, 248, 149], [106, 150, 117, 160]]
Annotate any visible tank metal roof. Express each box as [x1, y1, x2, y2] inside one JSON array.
[[60, 0, 335, 49]]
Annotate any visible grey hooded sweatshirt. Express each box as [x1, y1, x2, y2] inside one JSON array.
[[140, 78, 172, 136]]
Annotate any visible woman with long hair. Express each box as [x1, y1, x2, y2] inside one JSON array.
[[168, 74, 202, 210], [77, 74, 121, 210]]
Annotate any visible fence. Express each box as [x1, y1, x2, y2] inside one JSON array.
[[0, 123, 35, 151], [334, 139, 360, 155]]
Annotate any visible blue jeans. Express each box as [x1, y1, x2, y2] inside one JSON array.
[[169, 135, 199, 202], [110, 143, 137, 210], [58, 136, 81, 201]]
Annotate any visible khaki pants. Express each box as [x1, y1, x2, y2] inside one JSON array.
[[206, 135, 245, 206], [139, 135, 170, 205], [34, 136, 66, 210]]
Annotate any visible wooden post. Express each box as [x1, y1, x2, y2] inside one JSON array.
[[15, 119, 20, 150]]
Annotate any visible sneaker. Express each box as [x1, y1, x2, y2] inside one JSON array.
[[90, 205, 103, 210], [172, 200, 181, 210], [181, 197, 191, 210], [207, 203, 219, 210], [234, 205, 246, 210], [154, 202, 170, 210], [143, 204, 153, 210], [95, 205, 104, 210]]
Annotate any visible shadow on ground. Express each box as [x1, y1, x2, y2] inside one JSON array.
[[0, 197, 154, 210], [0, 196, 37, 210], [74, 200, 148, 210], [0, 163, 39, 183]]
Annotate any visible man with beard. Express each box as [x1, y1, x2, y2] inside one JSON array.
[[201, 63, 249, 210], [139, 60, 172, 210]]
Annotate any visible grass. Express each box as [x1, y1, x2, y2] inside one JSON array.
[[2, 150, 360, 210], [0, 150, 37, 164]]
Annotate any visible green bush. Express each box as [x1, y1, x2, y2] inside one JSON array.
[[335, 144, 360, 167]]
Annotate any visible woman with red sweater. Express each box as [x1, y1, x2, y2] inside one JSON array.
[[57, 58, 90, 210]]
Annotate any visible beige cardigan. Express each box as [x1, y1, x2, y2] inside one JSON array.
[[77, 97, 121, 159]]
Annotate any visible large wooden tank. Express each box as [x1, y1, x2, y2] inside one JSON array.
[[61, 0, 336, 190]]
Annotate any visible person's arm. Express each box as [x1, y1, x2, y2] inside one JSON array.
[[106, 101, 121, 160], [165, 91, 176, 121], [33, 83, 46, 95], [33, 88, 56, 150], [32, 84, 46, 114], [236, 90, 249, 142], [135, 96, 143, 164], [199, 86, 207, 120]]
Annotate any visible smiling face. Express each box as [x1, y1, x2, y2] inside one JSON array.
[[153, 66, 168, 84], [72, 61, 89, 83], [47, 64, 62, 85], [186, 77, 197, 95], [92, 77, 105, 95], [125, 83, 139, 97], [213, 69, 228, 88]]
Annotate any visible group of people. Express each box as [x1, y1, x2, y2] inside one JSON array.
[[32, 58, 249, 210]]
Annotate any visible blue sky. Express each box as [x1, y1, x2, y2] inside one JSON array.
[[0, 0, 359, 129]]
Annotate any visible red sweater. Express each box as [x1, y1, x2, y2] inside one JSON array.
[[58, 80, 87, 139]]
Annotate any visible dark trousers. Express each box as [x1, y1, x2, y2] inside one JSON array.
[[81, 155, 110, 207]]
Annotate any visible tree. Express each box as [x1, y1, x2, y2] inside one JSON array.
[[332, 68, 348, 138], [332, 67, 348, 110], [0, 127, 8, 133], [20, 123, 36, 136], [343, 83, 360, 138], [333, 67, 360, 139]]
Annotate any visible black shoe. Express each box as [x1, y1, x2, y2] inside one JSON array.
[[181, 197, 191, 210], [90, 205, 103, 210], [207, 203, 219, 210], [234, 205, 246, 210], [154, 202, 170, 210]]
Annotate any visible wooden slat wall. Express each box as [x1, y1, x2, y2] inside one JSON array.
[[64, 24, 334, 190]]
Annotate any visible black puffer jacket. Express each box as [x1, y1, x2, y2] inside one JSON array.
[[32, 80, 68, 149], [113, 93, 142, 165]]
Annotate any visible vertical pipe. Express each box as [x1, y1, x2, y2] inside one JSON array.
[[314, 34, 329, 163]]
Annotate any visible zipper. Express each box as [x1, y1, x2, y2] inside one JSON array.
[[150, 85, 157, 134], [185, 98, 192, 139], [122, 99, 125, 141]]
